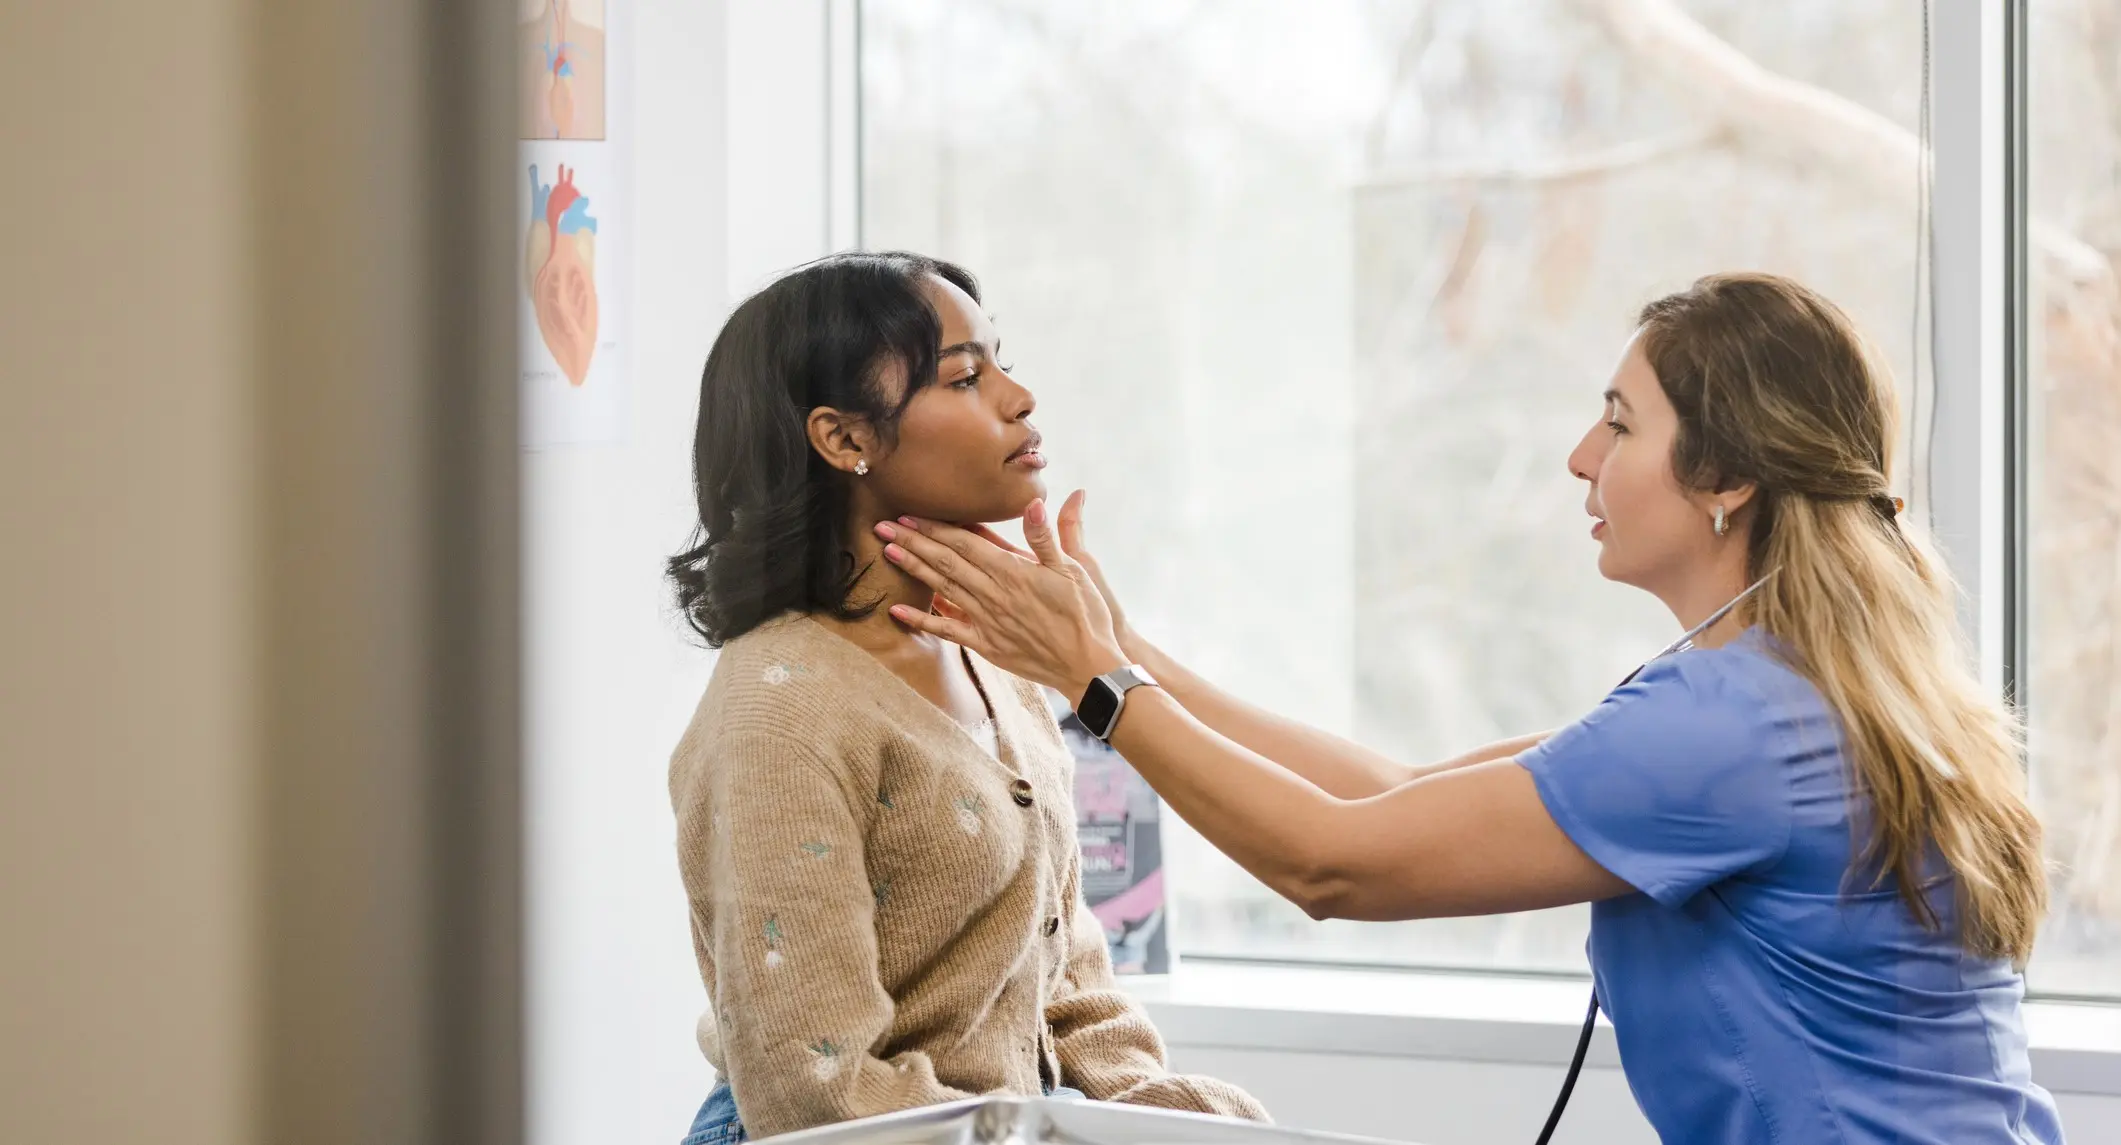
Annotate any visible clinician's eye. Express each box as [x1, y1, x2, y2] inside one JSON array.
[[1606, 420, 1628, 434], [949, 367, 980, 390]]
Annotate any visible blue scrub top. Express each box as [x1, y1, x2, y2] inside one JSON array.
[[1517, 629, 2065, 1144]]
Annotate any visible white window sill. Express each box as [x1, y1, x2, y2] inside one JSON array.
[[1122, 960, 2121, 1097]]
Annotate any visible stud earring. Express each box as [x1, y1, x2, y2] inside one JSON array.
[[854, 459, 869, 476], [1713, 505, 1728, 536]]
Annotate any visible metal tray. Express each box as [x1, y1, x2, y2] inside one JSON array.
[[751, 1096, 1418, 1145]]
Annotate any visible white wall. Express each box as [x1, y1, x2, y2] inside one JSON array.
[[523, 2, 729, 1142]]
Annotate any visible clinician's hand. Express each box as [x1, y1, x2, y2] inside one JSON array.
[[935, 493, 1138, 656], [1050, 492, 1140, 656], [876, 494, 1128, 698]]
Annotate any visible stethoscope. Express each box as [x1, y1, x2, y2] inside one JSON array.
[[1531, 571, 1776, 1145]]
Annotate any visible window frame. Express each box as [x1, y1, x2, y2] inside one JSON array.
[[769, 0, 2090, 999]]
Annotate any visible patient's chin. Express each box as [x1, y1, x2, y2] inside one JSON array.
[[988, 484, 1045, 524], [1010, 471, 1048, 505], [906, 494, 1039, 529], [929, 482, 1045, 527]]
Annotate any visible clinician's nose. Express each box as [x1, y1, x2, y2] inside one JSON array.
[[1567, 422, 1604, 483]]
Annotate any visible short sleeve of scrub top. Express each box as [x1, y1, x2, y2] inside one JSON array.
[[1517, 652, 1792, 906]]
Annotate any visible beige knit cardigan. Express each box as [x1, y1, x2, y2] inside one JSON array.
[[669, 614, 1268, 1138]]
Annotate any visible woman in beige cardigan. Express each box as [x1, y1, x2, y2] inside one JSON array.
[[664, 252, 1267, 1144]]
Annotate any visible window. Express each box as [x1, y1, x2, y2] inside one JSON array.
[[861, 0, 1933, 975], [2024, 0, 2121, 998]]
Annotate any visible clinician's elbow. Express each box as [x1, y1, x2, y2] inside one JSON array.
[[1281, 852, 1359, 921], [1293, 885, 1342, 921]]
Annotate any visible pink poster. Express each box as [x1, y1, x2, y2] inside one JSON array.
[[1053, 692, 1169, 975]]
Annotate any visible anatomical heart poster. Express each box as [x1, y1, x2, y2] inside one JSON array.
[[1051, 691, 1172, 976], [518, 0, 624, 447], [520, 150, 625, 445]]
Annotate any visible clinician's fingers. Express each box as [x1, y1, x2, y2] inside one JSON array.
[[965, 523, 1034, 562], [1020, 499, 1068, 568], [1052, 489, 1085, 555], [877, 525, 1000, 606], [879, 539, 978, 608], [890, 515, 1039, 576], [886, 604, 979, 647], [887, 517, 1022, 579]]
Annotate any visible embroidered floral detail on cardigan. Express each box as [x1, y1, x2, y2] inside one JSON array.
[[807, 1039, 843, 1082], [763, 915, 786, 969]]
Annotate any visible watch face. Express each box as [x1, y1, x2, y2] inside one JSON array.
[[1076, 678, 1122, 738]]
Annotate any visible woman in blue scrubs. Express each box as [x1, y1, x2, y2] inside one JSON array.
[[872, 273, 2065, 1144]]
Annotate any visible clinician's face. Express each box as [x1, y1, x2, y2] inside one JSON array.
[[1566, 333, 1713, 593], [862, 275, 1048, 524]]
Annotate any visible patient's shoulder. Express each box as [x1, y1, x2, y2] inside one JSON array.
[[677, 614, 875, 760]]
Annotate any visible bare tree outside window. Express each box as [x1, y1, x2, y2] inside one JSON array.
[[863, 0, 2120, 994], [2028, 0, 2121, 998]]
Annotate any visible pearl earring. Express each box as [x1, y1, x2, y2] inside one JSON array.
[[854, 459, 869, 476], [1713, 505, 1728, 536]]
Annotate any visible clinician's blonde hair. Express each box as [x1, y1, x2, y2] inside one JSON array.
[[1638, 273, 2047, 963]]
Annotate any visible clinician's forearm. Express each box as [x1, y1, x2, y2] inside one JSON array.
[[1128, 637, 1549, 797], [1402, 731, 1555, 782], [1126, 638, 1417, 799], [1102, 686, 1356, 913], [1101, 689, 1618, 922]]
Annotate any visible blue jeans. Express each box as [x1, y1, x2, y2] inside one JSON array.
[[681, 1082, 1085, 1144], [682, 1082, 746, 1145]]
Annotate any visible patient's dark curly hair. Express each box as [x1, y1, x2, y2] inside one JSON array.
[[668, 251, 981, 646]]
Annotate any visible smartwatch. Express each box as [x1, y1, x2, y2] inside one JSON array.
[[1075, 665, 1158, 743]]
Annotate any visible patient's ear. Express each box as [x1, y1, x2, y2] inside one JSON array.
[[806, 407, 878, 476]]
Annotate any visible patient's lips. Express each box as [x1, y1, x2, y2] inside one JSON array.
[[525, 163, 600, 386], [1007, 431, 1046, 469]]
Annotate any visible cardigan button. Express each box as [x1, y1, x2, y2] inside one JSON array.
[[1043, 915, 1060, 937], [1010, 778, 1035, 807]]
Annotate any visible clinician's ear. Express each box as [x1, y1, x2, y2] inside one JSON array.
[[1697, 479, 1760, 534], [806, 407, 880, 476], [1716, 480, 1759, 516]]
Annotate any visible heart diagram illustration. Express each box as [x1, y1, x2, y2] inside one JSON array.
[[526, 163, 601, 387]]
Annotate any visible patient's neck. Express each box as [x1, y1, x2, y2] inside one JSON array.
[[821, 512, 936, 653]]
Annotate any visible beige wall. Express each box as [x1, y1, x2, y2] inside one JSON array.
[[1, 2, 519, 1143]]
